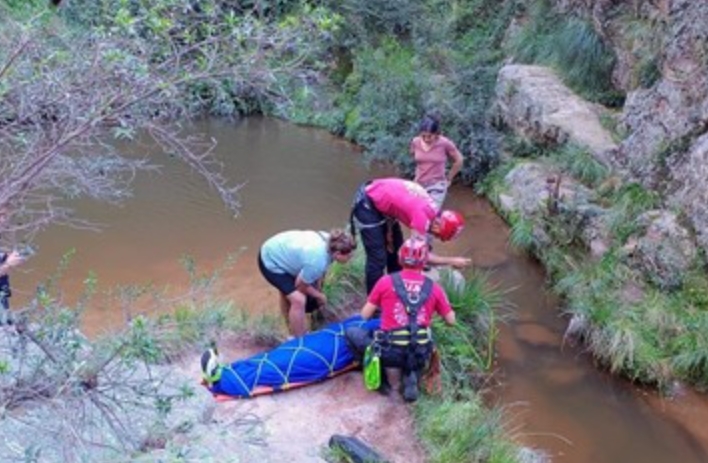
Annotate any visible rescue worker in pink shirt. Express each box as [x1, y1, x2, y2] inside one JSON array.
[[350, 177, 470, 294], [410, 114, 464, 211], [345, 237, 456, 401]]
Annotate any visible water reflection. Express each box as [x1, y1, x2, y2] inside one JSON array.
[[13, 117, 383, 336]]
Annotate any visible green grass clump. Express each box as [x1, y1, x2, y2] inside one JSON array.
[[322, 247, 366, 321], [415, 392, 520, 463], [508, 213, 539, 253], [602, 182, 661, 242], [434, 270, 506, 381], [475, 161, 517, 205], [671, 309, 708, 389], [550, 144, 609, 188]]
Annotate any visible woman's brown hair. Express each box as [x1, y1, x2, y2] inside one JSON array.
[[328, 228, 357, 254]]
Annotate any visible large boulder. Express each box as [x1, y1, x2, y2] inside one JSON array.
[[498, 161, 596, 250], [494, 64, 618, 164], [499, 161, 594, 218], [623, 210, 698, 290]]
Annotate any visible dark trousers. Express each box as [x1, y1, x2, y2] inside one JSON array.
[[0, 274, 10, 310], [351, 187, 403, 294]]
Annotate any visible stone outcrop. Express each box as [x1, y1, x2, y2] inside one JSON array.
[[498, 161, 598, 249], [623, 210, 698, 289], [561, 0, 708, 257], [499, 161, 594, 218], [667, 133, 708, 252], [494, 64, 618, 165], [493, 60, 700, 289], [615, 0, 708, 253]]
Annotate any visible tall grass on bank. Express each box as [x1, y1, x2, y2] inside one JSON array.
[[434, 269, 505, 383], [322, 248, 367, 321], [672, 307, 708, 390], [479, 157, 702, 389], [414, 270, 523, 462]]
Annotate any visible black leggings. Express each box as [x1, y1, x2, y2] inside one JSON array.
[[351, 185, 403, 294]]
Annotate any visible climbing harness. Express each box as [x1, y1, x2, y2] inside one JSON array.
[[349, 182, 387, 241], [390, 273, 434, 371]]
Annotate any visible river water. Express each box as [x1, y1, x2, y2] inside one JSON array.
[[13, 117, 708, 462]]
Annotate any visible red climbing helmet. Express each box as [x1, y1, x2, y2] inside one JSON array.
[[398, 237, 429, 269], [435, 210, 465, 242]]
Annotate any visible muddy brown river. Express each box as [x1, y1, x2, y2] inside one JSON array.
[[12, 117, 708, 462]]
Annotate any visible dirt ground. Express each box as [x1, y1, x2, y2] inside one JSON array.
[[178, 342, 428, 463]]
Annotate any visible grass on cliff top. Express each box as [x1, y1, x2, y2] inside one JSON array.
[[505, 0, 621, 106]]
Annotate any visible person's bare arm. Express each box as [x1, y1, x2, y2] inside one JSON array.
[[442, 310, 456, 326], [360, 301, 378, 320], [295, 275, 327, 305], [447, 146, 464, 184], [0, 250, 23, 277], [428, 252, 471, 269]]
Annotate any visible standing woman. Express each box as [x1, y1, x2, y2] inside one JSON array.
[[409, 115, 464, 210]]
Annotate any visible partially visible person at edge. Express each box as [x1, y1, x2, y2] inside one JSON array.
[[0, 250, 25, 325], [258, 228, 356, 337], [350, 177, 470, 294], [410, 114, 464, 211], [345, 237, 455, 402]]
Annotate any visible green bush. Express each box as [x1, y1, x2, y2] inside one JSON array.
[[56, 0, 340, 118], [323, 0, 424, 39], [338, 39, 428, 162]]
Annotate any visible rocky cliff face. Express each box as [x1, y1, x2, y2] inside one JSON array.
[[553, 0, 708, 254]]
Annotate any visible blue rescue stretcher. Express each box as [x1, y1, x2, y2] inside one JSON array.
[[207, 315, 379, 399]]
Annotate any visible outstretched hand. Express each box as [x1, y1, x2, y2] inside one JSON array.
[[448, 256, 472, 269], [5, 250, 24, 267], [428, 253, 472, 269]]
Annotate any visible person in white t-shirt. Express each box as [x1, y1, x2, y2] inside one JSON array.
[[258, 229, 356, 337]]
